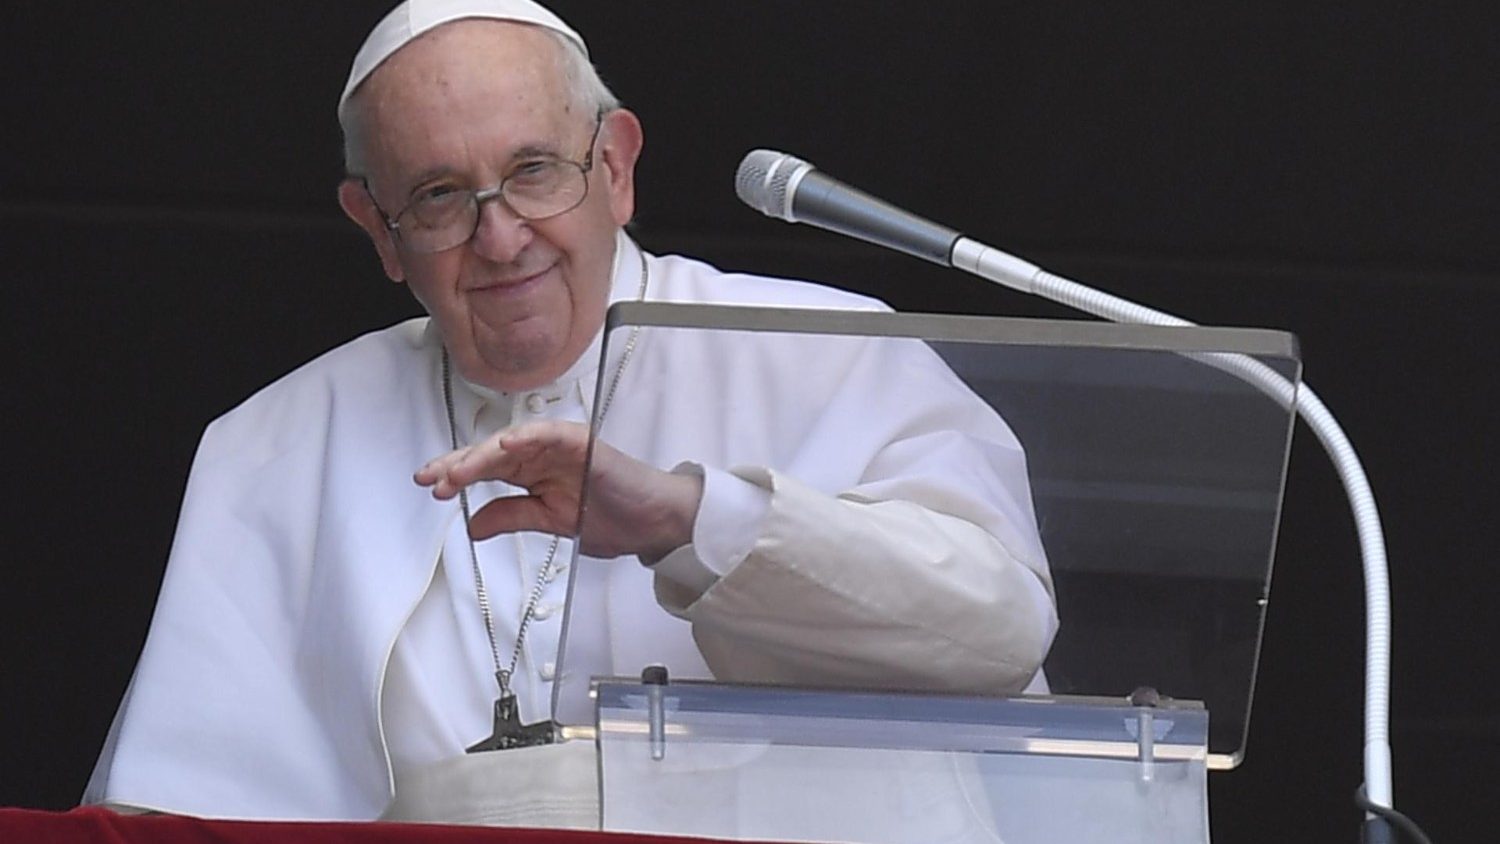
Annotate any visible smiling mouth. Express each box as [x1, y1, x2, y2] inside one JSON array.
[[469, 264, 554, 295]]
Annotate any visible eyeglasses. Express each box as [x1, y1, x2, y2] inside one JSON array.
[[367, 111, 604, 255]]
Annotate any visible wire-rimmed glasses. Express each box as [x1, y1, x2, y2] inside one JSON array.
[[367, 111, 604, 254]]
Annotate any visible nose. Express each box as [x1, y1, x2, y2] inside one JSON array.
[[468, 191, 533, 263]]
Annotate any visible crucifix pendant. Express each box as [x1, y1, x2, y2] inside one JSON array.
[[467, 693, 557, 753]]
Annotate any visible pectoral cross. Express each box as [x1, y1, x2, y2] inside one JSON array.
[[467, 693, 558, 753]]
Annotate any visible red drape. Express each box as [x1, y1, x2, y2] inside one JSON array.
[[0, 807, 779, 844]]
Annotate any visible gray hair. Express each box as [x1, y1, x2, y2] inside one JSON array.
[[339, 26, 620, 177]]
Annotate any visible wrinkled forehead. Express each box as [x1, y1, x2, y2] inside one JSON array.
[[359, 19, 567, 111], [354, 22, 583, 185]]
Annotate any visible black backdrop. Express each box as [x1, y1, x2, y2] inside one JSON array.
[[3, 3, 1496, 841]]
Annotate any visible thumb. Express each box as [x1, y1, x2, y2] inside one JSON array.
[[467, 494, 574, 541]]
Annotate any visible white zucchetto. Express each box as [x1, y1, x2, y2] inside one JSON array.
[[340, 0, 588, 113]]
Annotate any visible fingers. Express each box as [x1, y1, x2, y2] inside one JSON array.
[[413, 420, 590, 500], [413, 440, 505, 499], [493, 418, 588, 462], [413, 444, 469, 493]]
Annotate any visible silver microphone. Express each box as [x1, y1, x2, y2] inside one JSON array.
[[735, 149, 962, 266]]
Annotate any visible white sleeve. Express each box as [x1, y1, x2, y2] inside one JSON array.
[[649, 466, 1057, 695], [649, 463, 769, 596]]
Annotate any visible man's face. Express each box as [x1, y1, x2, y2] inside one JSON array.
[[340, 21, 641, 393]]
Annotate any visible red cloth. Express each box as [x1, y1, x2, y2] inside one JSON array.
[[0, 807, 767, 844]]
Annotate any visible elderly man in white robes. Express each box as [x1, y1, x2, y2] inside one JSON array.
[[85, 0, 1058, 836]]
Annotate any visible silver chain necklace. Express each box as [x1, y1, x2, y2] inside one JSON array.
[[443, 246, 648, 752]]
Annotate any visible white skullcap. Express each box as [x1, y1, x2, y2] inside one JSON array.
[[339, 0, 588, 114]]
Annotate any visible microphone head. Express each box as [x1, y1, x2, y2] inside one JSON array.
[[735, 149, 813, 221]]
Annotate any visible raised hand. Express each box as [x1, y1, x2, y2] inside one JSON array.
[[414, 419, 703, 561]]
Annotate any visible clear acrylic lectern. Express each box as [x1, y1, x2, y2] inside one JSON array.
[[551, 302, 1300, 844]]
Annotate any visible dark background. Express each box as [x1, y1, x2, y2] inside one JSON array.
[[3, 2, 1495, 841]]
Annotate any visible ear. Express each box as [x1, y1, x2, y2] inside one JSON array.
[[337, 178, 406, 282], [596, 109, 644, 227]]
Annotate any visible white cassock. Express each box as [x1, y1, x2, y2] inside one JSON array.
[[85, 233, 1057, 840]]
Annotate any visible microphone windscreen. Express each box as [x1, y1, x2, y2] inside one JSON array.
[[735, 149, 809, 219]]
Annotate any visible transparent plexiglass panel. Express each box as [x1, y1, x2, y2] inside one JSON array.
[[552, 303, 1300, 768]]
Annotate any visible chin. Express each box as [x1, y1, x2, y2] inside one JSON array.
[[476, 336, 570, 390]]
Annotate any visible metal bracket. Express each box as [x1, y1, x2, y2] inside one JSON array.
[[642, 664, 669, 761], [1129, 687, 1163, 783]]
